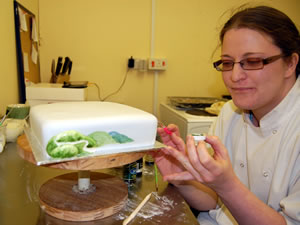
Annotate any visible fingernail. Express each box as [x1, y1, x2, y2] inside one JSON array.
[[163, 146, 171, 154]]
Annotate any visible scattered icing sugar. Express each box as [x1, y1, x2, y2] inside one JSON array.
[[114, 192, 176, 221]]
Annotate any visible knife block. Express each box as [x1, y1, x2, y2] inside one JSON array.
[[50, 73, 70, 84]]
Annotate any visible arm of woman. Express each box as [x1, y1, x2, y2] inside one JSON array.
[[173, 180, 218, 211]]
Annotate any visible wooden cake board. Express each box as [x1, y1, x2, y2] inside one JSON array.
[[17, 134, 146, 221]]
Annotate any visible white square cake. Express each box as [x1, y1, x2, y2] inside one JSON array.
[[29, 101, 158, 160]]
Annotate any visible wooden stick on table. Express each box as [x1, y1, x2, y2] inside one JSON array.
[[123, 193, 152, 225]]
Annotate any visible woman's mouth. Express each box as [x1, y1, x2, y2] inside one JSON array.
[[231, 87, 254, 92]]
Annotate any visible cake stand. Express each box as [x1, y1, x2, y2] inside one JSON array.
[[17, 134, 146, 222]]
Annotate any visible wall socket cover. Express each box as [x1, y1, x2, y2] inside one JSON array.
[[148, 58, 167, 70]]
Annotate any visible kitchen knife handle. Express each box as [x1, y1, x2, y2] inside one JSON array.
[[61, 57, 70, 74], [51, 59, 55, 75], [55, 57, 63, 75], [68, 61, 72, 75]]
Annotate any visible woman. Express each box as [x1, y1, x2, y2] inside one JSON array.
[[154, 6, 300, 225]]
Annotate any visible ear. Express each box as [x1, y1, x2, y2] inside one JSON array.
[[285, 53, 299, 78]]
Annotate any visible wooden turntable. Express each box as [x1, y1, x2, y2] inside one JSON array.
[[17, 134, 146, 221]]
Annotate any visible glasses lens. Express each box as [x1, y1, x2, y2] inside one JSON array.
[[242, 58, 264, 70], [221, 60, 233, 71]]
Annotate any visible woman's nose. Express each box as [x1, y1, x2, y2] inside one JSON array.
[[231, 63, 247, 82]]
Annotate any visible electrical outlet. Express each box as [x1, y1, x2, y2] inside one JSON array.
[[148, 58, 167, 70]]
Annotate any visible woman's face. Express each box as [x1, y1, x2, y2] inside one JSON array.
[[221, 28, 295, 119]]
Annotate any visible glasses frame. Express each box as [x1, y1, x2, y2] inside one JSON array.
[[213, 54, 285, 72]]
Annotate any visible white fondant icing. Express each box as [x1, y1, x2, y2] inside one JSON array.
[[29, 102, 157, 153]]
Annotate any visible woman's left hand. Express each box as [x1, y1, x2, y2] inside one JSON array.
[[162, 135, 237, 194]]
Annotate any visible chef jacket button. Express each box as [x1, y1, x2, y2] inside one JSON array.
[[240, 163, 245, 168], [272, 130, 277, 134], [263, 171, 269, 177]]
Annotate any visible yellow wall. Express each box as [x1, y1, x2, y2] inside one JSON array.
[[38, 0, 300, 118], [0, 0, 38, 116], [1, 0, 299, 118], [39, 0, 154, 112]]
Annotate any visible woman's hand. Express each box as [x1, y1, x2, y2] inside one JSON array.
[[161, 134, 237, 194], [151, 124, 186, 179]]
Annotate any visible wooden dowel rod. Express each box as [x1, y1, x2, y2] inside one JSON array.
[[123, 193, 152, 225]]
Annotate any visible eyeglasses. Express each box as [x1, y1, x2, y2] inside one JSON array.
[[213, 54, 285, 71]]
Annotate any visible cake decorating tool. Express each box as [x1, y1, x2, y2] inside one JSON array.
[[154, 164, 159, 192], [158, 121, 172, 135], [192, 133, 206, 144], [123, 192, 152, 225]]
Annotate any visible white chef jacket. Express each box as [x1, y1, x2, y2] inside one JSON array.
[[198, 77, 300, 225]]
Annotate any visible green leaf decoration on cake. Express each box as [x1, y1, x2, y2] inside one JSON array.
[[46, 130, 97, 158], [88, 131, 117, 146], [109, 131, 134, 143], [55, 130, 97, 147], [46, 130, 134, 159], [74, 142, 92, 156], [48, 144, 79, 158]]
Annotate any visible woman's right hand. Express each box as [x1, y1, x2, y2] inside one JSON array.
[[151, 124, 186, 179], [153, 125, 218, 210]]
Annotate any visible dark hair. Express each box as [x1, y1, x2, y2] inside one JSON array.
[[220, 6, 300, 77]]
